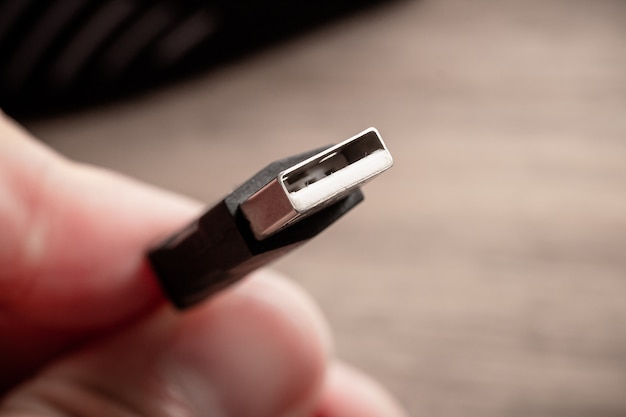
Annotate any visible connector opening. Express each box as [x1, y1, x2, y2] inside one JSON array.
[[283, 131, 384, 193]]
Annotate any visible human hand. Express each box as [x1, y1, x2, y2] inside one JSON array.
[[0, 113, 406, 417]]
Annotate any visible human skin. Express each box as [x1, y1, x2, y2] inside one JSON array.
[[0, 113, 407, 417]]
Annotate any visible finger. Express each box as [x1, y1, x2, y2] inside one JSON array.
[[315, 362, 408, 417], [1, 271, 332, 417], [0, 112, 200, 327], [0, 113, 200, 389]]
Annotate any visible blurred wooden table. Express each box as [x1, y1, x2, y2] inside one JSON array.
[[27, 0, 626, 415]]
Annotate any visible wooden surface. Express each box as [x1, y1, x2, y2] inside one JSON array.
[[26, 0, 626, 415]]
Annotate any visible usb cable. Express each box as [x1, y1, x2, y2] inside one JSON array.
[[148, 128, 393, 309]]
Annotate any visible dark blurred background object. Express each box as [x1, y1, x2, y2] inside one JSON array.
[[0, 0, 383, 116]]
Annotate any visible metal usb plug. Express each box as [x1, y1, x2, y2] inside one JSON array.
[[241, 127, 393, 240]]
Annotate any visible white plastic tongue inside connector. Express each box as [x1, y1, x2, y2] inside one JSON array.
[[285, 148, 393, 212]]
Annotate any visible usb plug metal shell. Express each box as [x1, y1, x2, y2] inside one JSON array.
[[241, 128, 392, 239]]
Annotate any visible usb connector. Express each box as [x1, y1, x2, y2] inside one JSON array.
[[148, 128, 393, 309], [241, 128, 392, 239]]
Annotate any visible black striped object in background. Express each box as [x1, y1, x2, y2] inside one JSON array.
[[0, 0, 382, 116]]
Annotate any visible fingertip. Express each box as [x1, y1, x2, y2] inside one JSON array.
[[163, 270, 332, 417], [317, 362, 408, 417], [235, 270, 334, 356]]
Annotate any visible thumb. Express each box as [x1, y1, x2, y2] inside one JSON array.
[[1, 272, 331, 417], [0, 112, 200, 390]]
